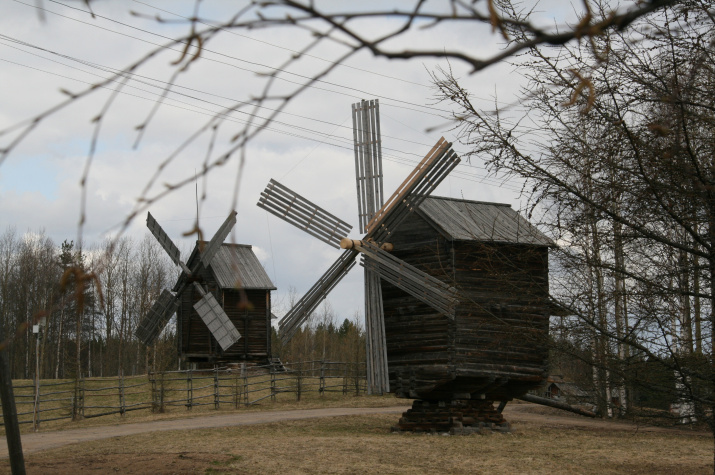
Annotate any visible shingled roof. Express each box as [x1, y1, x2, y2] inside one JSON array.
[[418, 196, 554, 246], [184, 242, 276, 290]]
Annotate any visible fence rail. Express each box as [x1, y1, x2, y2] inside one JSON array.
[[0, 361, 366, 429]]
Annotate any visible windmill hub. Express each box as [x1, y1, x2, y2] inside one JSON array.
[[339, 238, 393, 252]]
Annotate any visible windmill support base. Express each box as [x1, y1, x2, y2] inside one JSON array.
[[392, 399, 510, 434]]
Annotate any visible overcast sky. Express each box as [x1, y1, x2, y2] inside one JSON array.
[[0, 0, 598, 323]]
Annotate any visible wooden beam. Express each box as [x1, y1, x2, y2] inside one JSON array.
[[0, 327, 26, 475], [518, 393, 597, 418]]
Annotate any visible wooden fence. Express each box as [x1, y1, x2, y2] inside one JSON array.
[[1, 361, 366, 429]]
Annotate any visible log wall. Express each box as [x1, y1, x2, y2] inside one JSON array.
[[382, 212, 549, 400], [178, 266, 271, 365], [382, 212, 455, 398]]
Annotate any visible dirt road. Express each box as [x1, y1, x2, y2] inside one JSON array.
[[0, 406, 410, 458], [1, 403, 707, 460]]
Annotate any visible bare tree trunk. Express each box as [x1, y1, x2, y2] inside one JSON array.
[[693, 253, 702, 354], [679, 247, 694, 354], [613, 219, 629, 414], [55, 299, 64, 379]]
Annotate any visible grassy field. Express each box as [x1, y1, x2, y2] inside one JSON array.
[[2, 400, 712, 474]]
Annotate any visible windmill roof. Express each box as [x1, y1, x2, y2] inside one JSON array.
[[418, 196, 554, 246], [186, 242, 276, 290]]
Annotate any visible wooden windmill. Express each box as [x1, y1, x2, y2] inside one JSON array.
[[135, 211, 275, 367], [258, 99, 461, 394], [259, 100, 554, 432]]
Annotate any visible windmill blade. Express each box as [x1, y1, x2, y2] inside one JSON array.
[[365, 138, 460, 243], [357, 241, 459, 318], [192, 282, 241, 351], [364, 267, 389, 395], [135, 289, 179, 346], [147, 212, 191, 274], [258, 179, 353, 249], [353, 99, 384, 233], [199, 210, 237, 268], [278, 249, 358, 343]]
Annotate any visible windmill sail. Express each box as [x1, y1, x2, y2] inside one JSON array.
[[147, 213, 183, 268], [135, 289, 179, 346], [278, 249, 358, 343], [353, 99, 388, 394], [353, 99, 384, 233], [364, 267, 389, 394], [258, 179, 353, 249], [358, 242, 459, 318], [200, 211, 238, 268], [192, 283, 242, 351]]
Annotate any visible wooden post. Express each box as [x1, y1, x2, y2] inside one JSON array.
[[295, 362, 302, 402], [159, 372, 165, 412], [319, 360, 325, 395], [150, 372, 157, 413], [213, 366, 219, 410], [343, 363, 348, 395], [119, 373, 125, 417], [241, 363, 248, 406], [270, 366, 276, 402], [187, 368, 193, 410], [32, 374, 40, 432], [234, 370, 239, 409], [0, 333, 26, 475]]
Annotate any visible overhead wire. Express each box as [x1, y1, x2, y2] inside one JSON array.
[[0, 34, 517, 188], [38, 0, 528, 118], [0, 34, 449, 151], [0, 52, 522, 192], [20, 0, 460, 115], [10, 0, 530, 138], [3, 5, 524, 191], [130, 0, 432, 90]]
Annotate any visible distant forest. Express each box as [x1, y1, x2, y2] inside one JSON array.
[[0, 227, 364, 380]]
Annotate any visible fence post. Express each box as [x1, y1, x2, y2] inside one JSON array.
[[234, 370, 239, 409], [295, 362, 302, 402], [187, 368, 193, 410], [32, 374, 41, 431], [319, 360, 325, 395], [241, 363, 248, 406], [119, 373, 126, 417], [80, 376, 86, 418], [150, 372, 157, 412], [159, 372, 165, 412], [214, 366, 220, 410], [270, 365, 276, 403], [343, 363, 348, 395]]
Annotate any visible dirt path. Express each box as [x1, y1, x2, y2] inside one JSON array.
[[1, 403, 708, 459], [0, 406, 410, 458]]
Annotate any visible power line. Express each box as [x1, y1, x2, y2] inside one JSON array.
[[2, 52, 520, 192], [0, 33, 499, 177], [131, 0, 432, 90], [24, 0, 457, 115], [0, 34, 449, 151]]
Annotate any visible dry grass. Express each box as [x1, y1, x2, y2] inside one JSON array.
[[4, 409, 712, 474]]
